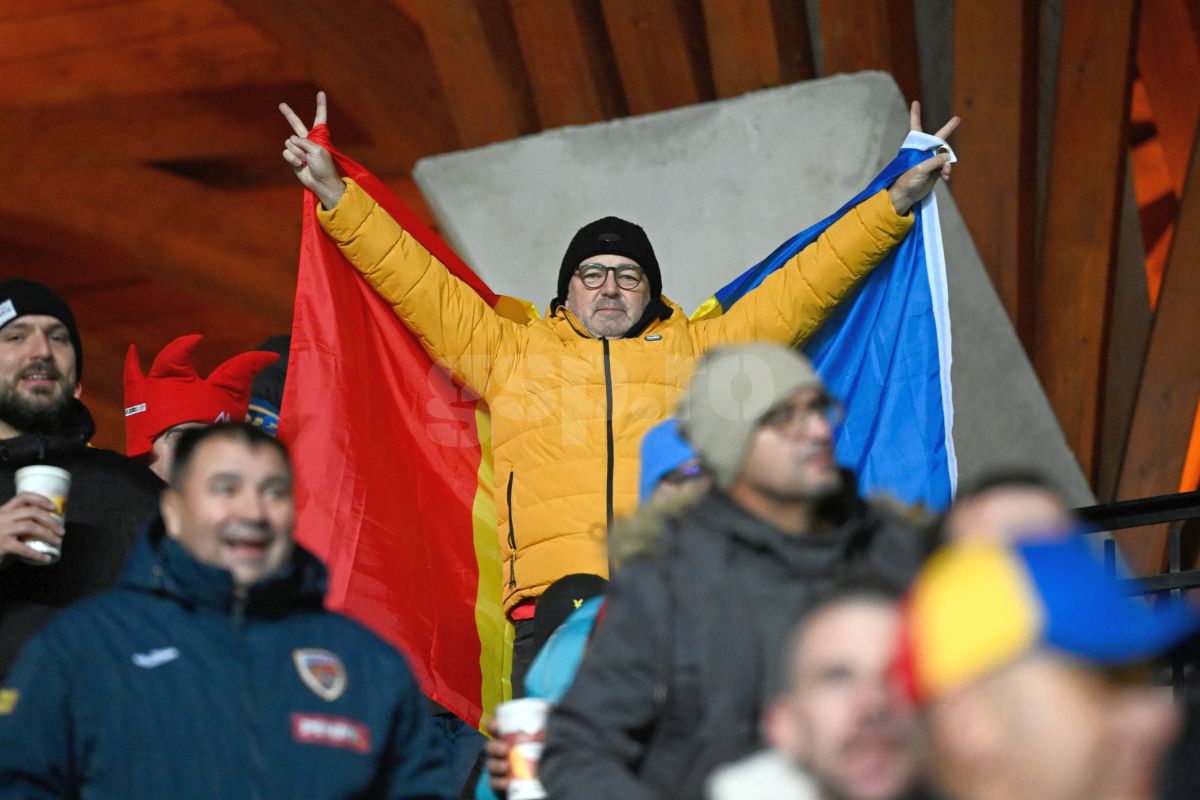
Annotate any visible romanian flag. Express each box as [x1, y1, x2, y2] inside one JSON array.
[[692, 132, 959, 510], [281, 129, 958, 727], [279, 125, 526, 726]]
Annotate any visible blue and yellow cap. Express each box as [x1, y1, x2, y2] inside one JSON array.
[[897, 536, 1199, 702]]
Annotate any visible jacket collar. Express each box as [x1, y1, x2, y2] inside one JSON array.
[[122, 514, 329, 616], [0, 399, 94, 469]]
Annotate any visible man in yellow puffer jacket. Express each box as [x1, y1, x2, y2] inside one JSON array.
[[280, 94, 957, 687]]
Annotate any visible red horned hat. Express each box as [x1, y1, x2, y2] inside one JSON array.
[[124, 334, 279, 458]]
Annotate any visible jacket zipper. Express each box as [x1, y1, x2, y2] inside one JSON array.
[[602, 339, 615, 529], [506, 472, 517, 588], [233, 598, 267, 800]]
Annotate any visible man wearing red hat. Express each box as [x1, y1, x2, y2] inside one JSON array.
[[124, 334, 279, 482]]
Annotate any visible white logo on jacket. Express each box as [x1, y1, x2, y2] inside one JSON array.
[[132, 647, 180, 669]]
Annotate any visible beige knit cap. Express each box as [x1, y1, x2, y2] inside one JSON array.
[[677, 343, 824, 489]]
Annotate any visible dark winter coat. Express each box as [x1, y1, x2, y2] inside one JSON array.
[[0, 517, 451, 799], [540, 485, 933, 800], [0, 400, 162, 675]]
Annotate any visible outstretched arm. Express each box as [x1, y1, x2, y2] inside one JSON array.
[[693, 104, 960, 349], [278, 94, 524, 400]]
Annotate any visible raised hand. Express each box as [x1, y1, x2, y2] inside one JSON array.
[[887, 101, 961, 215], [279, 91, 345, 209]]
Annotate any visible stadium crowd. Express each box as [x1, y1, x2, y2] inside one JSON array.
[[0, 93, 1197, 800]]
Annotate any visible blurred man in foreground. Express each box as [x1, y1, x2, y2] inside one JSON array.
[[899, 536, 1194, 800], [0, 424, 449, 799]]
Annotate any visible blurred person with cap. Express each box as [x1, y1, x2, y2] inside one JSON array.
[[124, 334, 279, 481], [0, 278, 161, 677], [709, 577, 933, 800], [637, 416, 710, 507], [898, 535, 1196, 800], [280, 94, 957, 689], [540, 343, 934, 800]]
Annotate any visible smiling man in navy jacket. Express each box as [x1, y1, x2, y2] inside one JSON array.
[[0, 423, 450, 799]]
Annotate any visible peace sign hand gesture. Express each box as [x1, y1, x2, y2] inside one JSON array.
[[887, 101, 961, 215], [279, 91, 345, 209]]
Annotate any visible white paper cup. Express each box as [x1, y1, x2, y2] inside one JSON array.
[[495, 698, 551, 800], [14, 465, 70, 565]]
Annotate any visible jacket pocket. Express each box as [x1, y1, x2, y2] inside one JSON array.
[[506, 472, 517, 588]]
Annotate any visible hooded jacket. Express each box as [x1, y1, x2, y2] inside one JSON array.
[[539, 485, 934, 800], [318, 180, 913, 612], [0, 400, 162, 676], [0, 517, 450, 799]]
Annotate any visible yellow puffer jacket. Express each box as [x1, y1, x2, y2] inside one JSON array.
[[319, 180, 913, 613]]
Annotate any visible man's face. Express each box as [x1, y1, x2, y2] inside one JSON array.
[[945, 487, 1073, 544], [932, 653, 1178, 800], [564, 254, 651, 339], [161, 436, 294, 591], [146, 422, 208, 482], [768, 600, 920, 800], [738, 387, 842, 502], [0, 315, 78, 436]]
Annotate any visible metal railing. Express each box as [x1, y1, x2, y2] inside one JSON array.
[[1075, 489, 1200, 593], [1074, 489, 1200, 690]]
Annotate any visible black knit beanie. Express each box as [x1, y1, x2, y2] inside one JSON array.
[[0, 278, 83, 378], [556, 216, 662, 306]]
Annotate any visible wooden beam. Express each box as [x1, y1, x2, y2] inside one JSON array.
[[220, 0, 460, 166], [411, 0, 538, 147], [815, 0, 920, 102], [1032, 0, 1138, 481], [3, 82, 368, 170], [0, 166, 299, 323], [2, 0, 306, 104], [700, 0, 813, 98], [1115, 125, 1200, 575], [951, 0, 1038, 343], [1096, 163, 1153, 502], [0, 0, 153, 23], [508, 0, 625, 127], [1136, 0, 1200, 197], [601, 0, 714, 114]]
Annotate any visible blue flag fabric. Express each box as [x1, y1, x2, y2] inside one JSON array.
[[699, 132, 957, 510]]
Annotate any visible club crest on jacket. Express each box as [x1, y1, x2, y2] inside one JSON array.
[[293, 649, 347, 702]]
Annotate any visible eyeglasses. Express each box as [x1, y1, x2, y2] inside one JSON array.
[[760, 394, 844, 435], [576, 263, 645, 290]]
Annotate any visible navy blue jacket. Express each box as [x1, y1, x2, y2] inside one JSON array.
[[0, 518, 450, 799]]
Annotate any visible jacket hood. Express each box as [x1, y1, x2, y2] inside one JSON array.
[[0, 398, 94, 469], [122, 514, 329, 616]]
